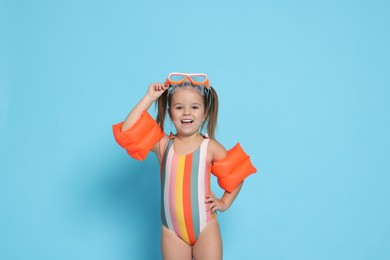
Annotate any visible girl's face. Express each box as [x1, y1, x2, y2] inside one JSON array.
[[169, 89, 207, 137]]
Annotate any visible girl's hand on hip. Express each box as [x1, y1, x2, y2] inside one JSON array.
[[205, 193, 228, 213]]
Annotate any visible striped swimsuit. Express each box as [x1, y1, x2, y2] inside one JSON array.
[[160, 137, 216, 246]]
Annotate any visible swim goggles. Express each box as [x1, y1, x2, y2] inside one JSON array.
[[164, 72, 213, 107], [165, 72, 210, 89]]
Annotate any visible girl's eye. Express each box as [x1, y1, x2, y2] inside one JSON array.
[[192, 106, 199, 109], [175, 106, 183, 110]]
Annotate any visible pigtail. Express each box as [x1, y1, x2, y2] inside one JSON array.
[[156, 92, 168, 132], [206, 86, 219, 139]]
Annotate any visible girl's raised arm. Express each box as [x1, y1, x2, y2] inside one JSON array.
[[112, 82, 168, 161], [121, 83, 167, 132]]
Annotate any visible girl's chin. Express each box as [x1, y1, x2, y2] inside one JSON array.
[[176, 128, 200, 137]]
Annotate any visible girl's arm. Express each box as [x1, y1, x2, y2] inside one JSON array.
[[206, 139, 244, 213], [118, 82, 168, 162], [121, 82, 167, 132]]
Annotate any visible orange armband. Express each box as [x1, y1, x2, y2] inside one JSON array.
[[112, 111, 164, 160], [211, 143, 257, 192]]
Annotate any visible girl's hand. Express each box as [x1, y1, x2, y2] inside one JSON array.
[[147, 82, 168, 100], [205, 193, 228, 213]]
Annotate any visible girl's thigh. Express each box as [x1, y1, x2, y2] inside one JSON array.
[[161, 226, 192, 260], [193, 219, 223, 260]]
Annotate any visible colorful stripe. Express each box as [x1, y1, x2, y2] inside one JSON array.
[[183, 154, 196, 244], [175, 155, 188, 243], [169, 153, 179, 235], [197, 140, 208, 231], [161, 138, 215, 246], [162, 141, 174, 231], [161, 140, 172, 227], [190, 147, 200, 239]]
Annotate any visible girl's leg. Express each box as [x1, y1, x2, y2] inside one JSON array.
[[192, 219, 222, 260], [161, 226, 192, 260]]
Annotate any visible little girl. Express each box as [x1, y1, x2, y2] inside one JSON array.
[[113, 73, 256, 260]]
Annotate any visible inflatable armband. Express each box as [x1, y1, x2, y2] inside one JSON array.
[[211, 143, 257, 192], [112, 111, 164, 160]]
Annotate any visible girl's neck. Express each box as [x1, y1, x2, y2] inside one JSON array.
[[173, 133, 204, 155], [174, 132, 203, 142]]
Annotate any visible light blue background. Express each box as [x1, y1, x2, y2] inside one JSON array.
[[1, 0, 389, 259]]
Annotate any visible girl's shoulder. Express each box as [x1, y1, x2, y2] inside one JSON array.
[[207, 138, 227, 164], [153, 134, 170, 163]]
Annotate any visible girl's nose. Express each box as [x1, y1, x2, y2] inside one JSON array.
[[183, 109, 191, 116]]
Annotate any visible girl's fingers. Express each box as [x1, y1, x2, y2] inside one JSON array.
[[205, 197, 213, 203], [209, 203, 221, 213], [151, 83, 165, 91], [206, 193, 220, 213], [207, 199, 222, 212], [205, 198, 216, 204], [205, 193, 215, 199], [208, 202, 216, 212], [158, 84, 167, 91]]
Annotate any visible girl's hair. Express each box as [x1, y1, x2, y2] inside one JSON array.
[[156, 86, 219, 139]]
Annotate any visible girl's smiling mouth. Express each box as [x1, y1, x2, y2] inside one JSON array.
[[181, 119, 194, 125]]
